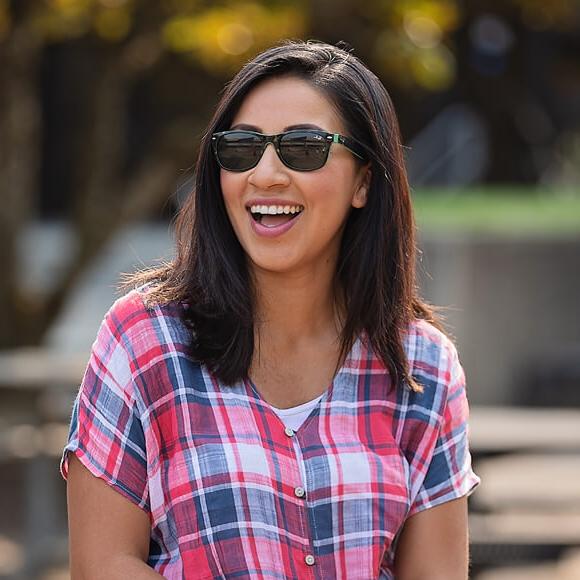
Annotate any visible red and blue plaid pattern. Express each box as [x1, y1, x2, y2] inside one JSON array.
[[61, 289, 480, 579]]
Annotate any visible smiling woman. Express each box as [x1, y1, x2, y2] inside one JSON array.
[[219, 76, 369, 278], [61, 40, 480, 579]]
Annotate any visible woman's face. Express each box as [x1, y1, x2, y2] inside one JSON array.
[[220, 75, 369, 278]]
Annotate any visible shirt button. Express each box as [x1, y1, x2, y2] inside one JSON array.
[[284, 427, 295, 437], [305, 554, 315, 566], [294, 486, 306, 498]]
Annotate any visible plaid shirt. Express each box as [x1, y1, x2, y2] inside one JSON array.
[[62, 289, 480, 579]]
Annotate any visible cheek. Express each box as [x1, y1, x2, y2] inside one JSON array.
[[220, 173, 243, 215], [308, 170, 357, 218], [220, 172, 234, 199]]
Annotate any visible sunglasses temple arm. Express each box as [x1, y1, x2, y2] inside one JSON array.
[[332, 134, 366, 161]]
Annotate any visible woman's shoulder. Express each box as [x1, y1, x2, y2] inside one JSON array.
[[101, 285, 190, 351], [404, 318, 461, 383], [405, 317, 455, 348]]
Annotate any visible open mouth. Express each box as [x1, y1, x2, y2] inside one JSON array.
[[248, 204, 304, 228]]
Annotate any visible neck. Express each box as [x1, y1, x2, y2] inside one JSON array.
[[248, 258, 347, 407], [251, 262, 342, 346]]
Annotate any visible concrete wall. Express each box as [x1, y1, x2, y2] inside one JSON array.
[[418, 233, 580, 405]]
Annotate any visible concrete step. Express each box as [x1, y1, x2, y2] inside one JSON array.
[[476, 548, 580, 580]]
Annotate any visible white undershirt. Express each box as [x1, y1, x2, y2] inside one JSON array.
[[270, 394, 324, 431]]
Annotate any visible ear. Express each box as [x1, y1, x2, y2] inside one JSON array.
[[351, 164, 371, 209]]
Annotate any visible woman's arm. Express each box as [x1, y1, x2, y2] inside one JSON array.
[[67, 454, 163, 580], [393, 496, 470, 580]]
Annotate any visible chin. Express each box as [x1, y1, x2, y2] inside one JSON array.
[[247, 251, 302, 276], [251, 260, 298, 276]]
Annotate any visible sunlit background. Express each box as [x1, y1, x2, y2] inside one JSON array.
[[1, 0, 579, 578]]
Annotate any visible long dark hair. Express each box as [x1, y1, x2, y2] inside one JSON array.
[[133, 40, 442, 392]]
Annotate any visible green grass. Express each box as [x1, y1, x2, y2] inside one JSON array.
[[412, 187, 580, 235]]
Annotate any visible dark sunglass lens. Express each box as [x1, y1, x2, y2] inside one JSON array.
[[217, 133, 263, 171], [279, 132, 328, 170]]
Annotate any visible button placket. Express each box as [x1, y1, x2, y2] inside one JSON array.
[[284, 426, 307, 500], [284, 425, 316, 574]]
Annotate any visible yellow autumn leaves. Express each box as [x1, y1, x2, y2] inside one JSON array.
[[162, 3, 306, 73], [1, 0, 577, 90]]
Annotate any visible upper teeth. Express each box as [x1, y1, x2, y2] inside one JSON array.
[[250, 205, 304, 215]]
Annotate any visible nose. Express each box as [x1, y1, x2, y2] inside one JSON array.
[[248, 143, 291, 189]]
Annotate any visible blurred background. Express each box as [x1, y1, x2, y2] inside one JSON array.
[[0, 0, 579, 578]]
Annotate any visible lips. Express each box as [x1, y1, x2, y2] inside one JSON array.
[[245, 199, 304, 238], [248, 206, 303, 238]]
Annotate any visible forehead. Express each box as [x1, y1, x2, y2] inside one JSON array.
[[231, 76, 345, 133]]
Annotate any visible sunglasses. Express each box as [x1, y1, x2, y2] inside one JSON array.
[[211, 129, 367, 172]]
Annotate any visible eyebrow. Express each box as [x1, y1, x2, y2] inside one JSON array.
[[229, 123, 325, 132]]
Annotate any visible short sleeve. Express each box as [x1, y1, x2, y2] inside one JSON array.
[[60, 300, 150, 512], [408, 345, 480, 516]]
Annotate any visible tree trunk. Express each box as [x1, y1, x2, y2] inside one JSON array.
[[0, 22, 42, 347], [41, 37, 183, 334]]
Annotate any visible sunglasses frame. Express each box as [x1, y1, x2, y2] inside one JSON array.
[[211, 129, 367, 172]]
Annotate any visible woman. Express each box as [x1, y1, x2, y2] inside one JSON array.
[[62, 40, 480, 579]]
